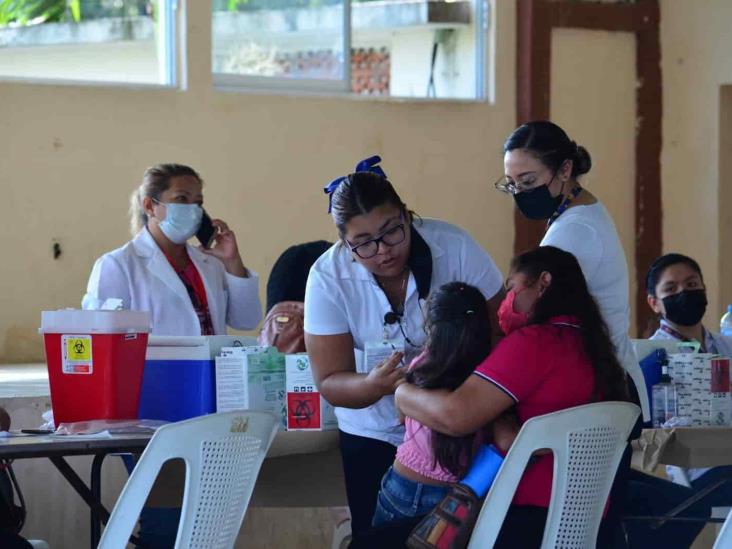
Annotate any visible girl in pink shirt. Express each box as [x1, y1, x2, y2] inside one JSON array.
[[372, 282, 515, 526]]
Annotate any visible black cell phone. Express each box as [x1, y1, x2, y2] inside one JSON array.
[[196, 210, 216, 249], [20, 429, 53, 435]]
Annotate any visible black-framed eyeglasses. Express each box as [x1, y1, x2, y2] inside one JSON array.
[[494, 168, 560, 196], [347, 223, 406, 259]]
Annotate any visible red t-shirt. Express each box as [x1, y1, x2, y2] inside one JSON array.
[[180, 262, 208, 308], [164, 251, 214, 335], [474, 315, 595, 508]]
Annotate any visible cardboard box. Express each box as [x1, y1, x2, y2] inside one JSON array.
[[285, 354, 337, 431], [633, 427, 732, 471], [667, 353, 732, 426], [215, 346, 286, 430], [710, 357, 731, 426]]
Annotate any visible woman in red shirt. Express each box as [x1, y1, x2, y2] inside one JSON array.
[[395, 245, 629, 547]]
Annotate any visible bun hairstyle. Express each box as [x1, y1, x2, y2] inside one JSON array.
[[329, 172, 406, 238], [503, 120, 592, 178]]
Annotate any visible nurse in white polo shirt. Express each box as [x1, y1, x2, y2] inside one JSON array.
[[304, 157, 504, 537]]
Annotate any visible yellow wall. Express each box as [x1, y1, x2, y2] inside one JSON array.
[[3, 0, 732, 363], [720, 85, 732, 315], [661, 0, 732, 325], [0, 0, 516, 362]]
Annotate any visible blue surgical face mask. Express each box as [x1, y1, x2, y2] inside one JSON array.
[[153, 200, 203, 244]]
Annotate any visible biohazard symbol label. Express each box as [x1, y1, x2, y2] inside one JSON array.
[[61, 335, 93, 375], [72, 339, 87, 358], [287, 392, 321, 430]]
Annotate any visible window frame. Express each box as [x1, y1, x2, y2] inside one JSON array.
[[211, 0, 490, 102], [0, 0, 179, 89], [212, 0, 351, 94]]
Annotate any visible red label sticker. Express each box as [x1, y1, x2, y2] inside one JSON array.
[[711, 358, 730, 393], [287, 392, 321, 430]]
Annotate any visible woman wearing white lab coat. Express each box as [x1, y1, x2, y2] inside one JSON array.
[[82, 163, 261, 334]]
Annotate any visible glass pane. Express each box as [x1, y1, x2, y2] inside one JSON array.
[[0, 1, 174, 85], [351, 0, 484, 99], [212, 0, 346, 82]]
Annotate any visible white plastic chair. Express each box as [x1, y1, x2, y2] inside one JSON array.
[[714, 507, 732, 549], [97, 411, 278, 549], [467, 402, 640, 549]]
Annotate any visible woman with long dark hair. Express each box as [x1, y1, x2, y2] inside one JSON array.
[[497, 121, 645, 418], [396, 246, 628, 547], [371, 282, 499, 526]]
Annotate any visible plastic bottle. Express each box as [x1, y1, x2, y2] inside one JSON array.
[[721, 305, 732, 337], [652, 362, 677, 428]]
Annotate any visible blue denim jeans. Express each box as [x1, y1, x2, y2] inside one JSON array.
[[372, 466, 450, 527]]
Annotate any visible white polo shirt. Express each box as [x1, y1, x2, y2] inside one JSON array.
[[304, 218, 503, 446]]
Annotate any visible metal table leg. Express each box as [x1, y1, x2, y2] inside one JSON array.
[[49, 455, 144, 548], [91, 453, 106, 548], [623, 473, 732, 529]]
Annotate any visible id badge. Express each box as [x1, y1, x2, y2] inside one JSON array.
[[365, 338, 405, 371]]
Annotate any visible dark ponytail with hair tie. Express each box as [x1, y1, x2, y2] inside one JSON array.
[[504, 121, 592, 179]]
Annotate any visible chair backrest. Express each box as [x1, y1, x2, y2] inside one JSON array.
[[467, 402, 640, 549], [714, 507, 732, 549], [98, 411, 279, 549]]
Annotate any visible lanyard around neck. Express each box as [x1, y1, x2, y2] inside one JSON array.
[[547, 185, 583, 228], [660, 321, 714, 353]]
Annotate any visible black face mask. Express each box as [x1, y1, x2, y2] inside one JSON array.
[[662, 289, 708, 327], [513, 185, 563, 220]]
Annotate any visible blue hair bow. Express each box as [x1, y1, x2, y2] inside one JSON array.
[[323, 155, 387, 213], [355, 155, 387, 178]]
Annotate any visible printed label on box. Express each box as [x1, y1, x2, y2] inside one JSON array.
[[285, 354, 337, 431], [215, 346, 286, 430], [667, 353, 732, 426], [62, 334, 93, 374], [287, 392, 322, 429]]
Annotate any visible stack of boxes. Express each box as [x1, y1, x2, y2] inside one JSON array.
[[214, 345, 337, 431], [667, 354, 731, 426], [285, 354, 337, 431]]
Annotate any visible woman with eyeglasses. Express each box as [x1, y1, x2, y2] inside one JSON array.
[[82, 163, 262, 335], [497, 121, 642, 410], [304, 156, 504, 539], [498, 121, 645, 546]]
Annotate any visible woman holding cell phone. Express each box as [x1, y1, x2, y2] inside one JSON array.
[[82, 163, 261, 335]]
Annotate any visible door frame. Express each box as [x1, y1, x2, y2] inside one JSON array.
[[515, 0, 662, 335]]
